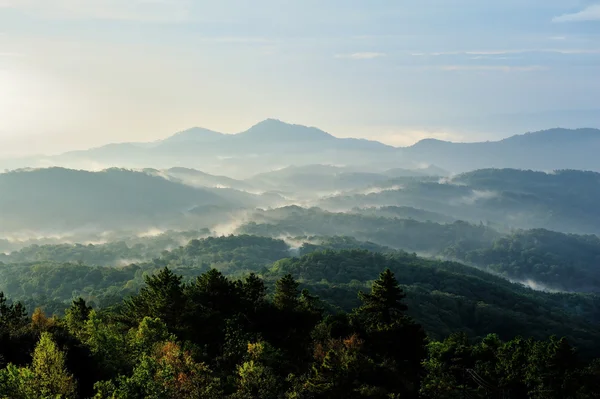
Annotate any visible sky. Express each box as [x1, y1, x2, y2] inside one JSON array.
[[0, 0, 599, 156]]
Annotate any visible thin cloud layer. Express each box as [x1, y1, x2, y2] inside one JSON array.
[[416, 49, 600, 56], [335, 52, 386, 60], [0, 0, 191, 22], [553, 4, 600, 22], [440, 65, 547, 72]]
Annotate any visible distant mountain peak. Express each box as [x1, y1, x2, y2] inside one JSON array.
[[162, 127, 225, 144], [252, 118, 287, 127], [502, 127, 600, 142], [241, 119, 335, 141], [409, 138, 450, 148]]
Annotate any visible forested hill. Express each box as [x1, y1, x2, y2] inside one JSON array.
[[1, 266, 599, 398], [319, 168, 600, 235], [1, 236, 599, 356], [4, 167, 600, 237], [0, 168, 272, 232]]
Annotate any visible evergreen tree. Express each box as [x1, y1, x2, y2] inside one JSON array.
[[123, 267, 186, 330], [354, 269, 426, 398], [241, 273, 267, 311], [0, 292, 27, 326], [273, 274, 300, 310], [64, 298, 92, 333], [357, 269, 407, 325]]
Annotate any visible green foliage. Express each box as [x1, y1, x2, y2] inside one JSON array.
[[421, 332, 590, 399], [123, 267, 186, 329], [356, 269, 408, 325], [446, 228, 600, 292], [241, 208, 498, 253], [32, 332, 77, 398], [0, 264, 598, 398], [0, 332, 76, 399], [273, 274, 300, 310]]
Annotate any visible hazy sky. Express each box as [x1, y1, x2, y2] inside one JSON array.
[[1, 0, 600, 156]]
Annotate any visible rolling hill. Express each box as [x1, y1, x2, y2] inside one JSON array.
[[318, 168, 600, 234], [0, 168, 240, 232]]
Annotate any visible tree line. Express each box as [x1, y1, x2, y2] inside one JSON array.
[[1, 268, 599, 398]]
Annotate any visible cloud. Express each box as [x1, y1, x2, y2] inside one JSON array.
[[415, 49, 600, 56], [470, 56, 515, 60], [196, 37, 276, 44], [0, 0, 191, 22], [553, 4, 600, 22], [335, 52, 386, 60], [440, 65, 547, 72]]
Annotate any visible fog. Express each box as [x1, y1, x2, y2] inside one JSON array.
[[1, 122, 600, 296]]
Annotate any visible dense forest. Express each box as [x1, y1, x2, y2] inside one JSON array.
[[1, 235, 600, 355], [1, 267, 599, 398]]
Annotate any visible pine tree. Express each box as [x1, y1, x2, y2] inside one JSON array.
[[357, 269, 407, 325], [64, 298, 93, 338], [242, 273, 267, 310], [355, 269, 426, 398], [273, 274, 300, 310], [123, 267, 186, 329], [0, 292, 27, 326]]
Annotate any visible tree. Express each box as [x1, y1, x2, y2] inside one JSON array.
[[354, 269, 426, 398], [0, 293, 32, 369], [357, 269, 407, 325], [241, 273, 267, 312], [31, 308, 55, 333], [186, 268, 238, 315], [84, 310, 130, 376], [0, 292, 27, 326], [183, 269, 241, 356], [64, 298, 92, 335], [232, 342, 282, 399], [301, 334, 384, 399], [31, 332, 77, 398], [0, 363, 37, 399], [94, 341, 222, 399], [273, 274, 300, 310], [421, 333, 476, 399], [129, 317, 175, 358], [123, 267, 186, 330]]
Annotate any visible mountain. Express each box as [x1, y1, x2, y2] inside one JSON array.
[[0, 120, 399, 178], [403, 128, 600, 172], [2, 123, 600, 176], [233, 118, 335, 142], [158, 127, 225, 145], [0, 168, 244, 233]]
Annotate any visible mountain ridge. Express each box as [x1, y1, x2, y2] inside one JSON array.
[[1, 121, 600, 176]]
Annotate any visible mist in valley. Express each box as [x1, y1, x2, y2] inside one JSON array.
[[3, 127, 600, 296]]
